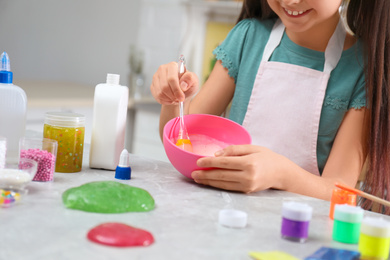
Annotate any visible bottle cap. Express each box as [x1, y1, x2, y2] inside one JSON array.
[[333, 204, 364, 223], [106, 74, 120, 85], [218, 209, 247, 228], [0, 52, 13, 84], [115, 149, 131, 180], [282, 201, 313, 222]]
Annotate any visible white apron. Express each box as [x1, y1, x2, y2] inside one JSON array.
[[242, 19, 346, 175]]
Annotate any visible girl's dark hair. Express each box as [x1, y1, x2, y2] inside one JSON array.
[[347, 0, 390, 214], [237, 0, 277, 23], [238, 0, 390, 214]]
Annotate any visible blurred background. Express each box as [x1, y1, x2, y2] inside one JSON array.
[[0, 0, 241, 161]]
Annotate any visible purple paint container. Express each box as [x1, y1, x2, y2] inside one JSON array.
[[281, 201, 313, 243]]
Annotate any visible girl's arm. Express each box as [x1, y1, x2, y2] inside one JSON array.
[[194, 108, 368, 201]]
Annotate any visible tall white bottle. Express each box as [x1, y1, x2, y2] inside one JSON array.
[[0, 52, 27, 159], [89, 73, 129, 170]]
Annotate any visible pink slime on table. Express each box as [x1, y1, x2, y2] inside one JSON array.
[[87, 222, 154, 247]]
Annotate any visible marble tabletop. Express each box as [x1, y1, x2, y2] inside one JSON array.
[[1, 151, 387, 260]]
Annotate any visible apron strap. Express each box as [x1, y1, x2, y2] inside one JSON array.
[[262, 19, 285, 62], [323, 20, 346, 73], [261, 19, 346, 74]]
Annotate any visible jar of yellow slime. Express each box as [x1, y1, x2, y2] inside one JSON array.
[[43, 112, 85, 173]]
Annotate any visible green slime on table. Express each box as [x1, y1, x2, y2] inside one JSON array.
[[62, 181, 155, 213]]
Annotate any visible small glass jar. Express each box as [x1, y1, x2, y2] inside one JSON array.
[[329, 187, 357, 219], [19, 137, 58, 182], [332, 204, 364, 244], [43, 112, 85, 173], [281, 201, 313, 243], [359, 216, 390, 260]]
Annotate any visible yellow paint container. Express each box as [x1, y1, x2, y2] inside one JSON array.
[[358, 216, 390, 260]]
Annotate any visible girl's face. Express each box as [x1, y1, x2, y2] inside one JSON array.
[[267, 0, 342, 34]]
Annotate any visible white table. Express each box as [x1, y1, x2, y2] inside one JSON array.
[[1, 149, 388, 260]]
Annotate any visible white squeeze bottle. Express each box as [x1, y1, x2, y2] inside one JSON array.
[[89, 73, 129, 170], [0, 52, 27, 159]]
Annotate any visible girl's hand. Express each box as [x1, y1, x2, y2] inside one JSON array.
[[150, 61, 199, 105], [191, 145, 294, 193]]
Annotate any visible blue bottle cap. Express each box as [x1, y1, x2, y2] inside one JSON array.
[[0, 52, 13, 84], [115, 166, 131, 180], [115, 149, 131, 180]]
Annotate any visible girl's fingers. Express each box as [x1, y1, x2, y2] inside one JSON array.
[[167, 62, 185, 102], [192, 169, 242, 190], [192, 168, 244, 182], [197, 155, 247, 170], [216, 145, 261, 157]]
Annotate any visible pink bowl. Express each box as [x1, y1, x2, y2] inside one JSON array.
[[163, 114, 252, 179]]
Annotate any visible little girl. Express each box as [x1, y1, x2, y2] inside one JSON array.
[[150, 0, 390, 214]]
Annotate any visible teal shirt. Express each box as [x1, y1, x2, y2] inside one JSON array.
[[213, 18, 366, 174]]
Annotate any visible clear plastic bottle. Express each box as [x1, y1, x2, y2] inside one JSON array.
[[89, 74, 129, 170], [0, 52, 27, 159]]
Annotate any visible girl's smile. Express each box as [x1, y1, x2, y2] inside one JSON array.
[[267, 0, 342, 51], [283, 7, 312, 17]]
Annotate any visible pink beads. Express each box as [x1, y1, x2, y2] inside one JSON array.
[[20, 148, 56, 182]]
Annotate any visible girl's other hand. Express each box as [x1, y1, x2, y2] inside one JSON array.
[[191, 145, 293, 193], [150, 61, 199, 105]]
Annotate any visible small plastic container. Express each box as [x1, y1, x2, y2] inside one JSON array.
[[332, 204, 364, 244], [43, 112, 85, 173], [358, 216, 390, 260], [329, 187, 357, 219], [281, 201, 313, 243], [19, 137, 57, 182], [0, 157, 37, 208], [218, 209, 248, 228]]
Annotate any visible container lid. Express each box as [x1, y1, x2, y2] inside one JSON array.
[[360, 216, 390, 238], [282, 201, 313, 221], [106, 74, 120, 85], [333, 204, 364, 223], [44, 112, 85, 127], [331, 187, 357, 204], [218, 209, 247, 228]]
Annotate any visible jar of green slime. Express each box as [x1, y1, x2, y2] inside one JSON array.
[[43, 112, 85, 173]]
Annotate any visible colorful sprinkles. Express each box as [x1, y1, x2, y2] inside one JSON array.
[[0, 189, 22, 208], [20, 148, 56, 182]]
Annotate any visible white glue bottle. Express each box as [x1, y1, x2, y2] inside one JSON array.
[[0, 52, 27, 159], [89, 73, 129, 170]]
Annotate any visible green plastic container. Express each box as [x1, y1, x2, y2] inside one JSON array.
[[332, 204, 364, 244]]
